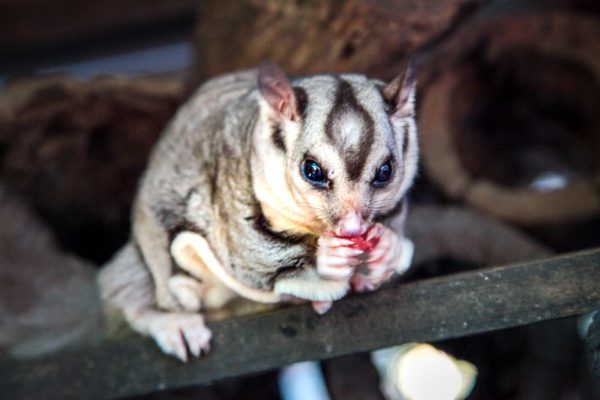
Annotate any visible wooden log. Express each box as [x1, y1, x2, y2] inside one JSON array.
[[2, 247, 599, 399], [405, 205, 551, 268], [192, 0, 489, 82], [0, 0, 197, 53], [0, 75, 185, 262], [417, 3, 600, 226]]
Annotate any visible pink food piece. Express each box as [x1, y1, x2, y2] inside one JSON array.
[[342, 230, 380, 252]]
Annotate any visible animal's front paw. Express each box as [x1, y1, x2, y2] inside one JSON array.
[[316, 234, 364, 281], [350, 224, 405, 293], [147, 312, 212, 362], [168, 275, 205, 312]]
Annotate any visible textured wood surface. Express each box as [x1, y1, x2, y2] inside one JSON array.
[[0, 0, 197, 51], [2, 247, 599, 399], [0, 75, 184, 263], [193, 0, 487, 82], [417, 4, 600, 227]]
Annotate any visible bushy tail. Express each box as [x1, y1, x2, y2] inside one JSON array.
[[0, 184, 104, 359]]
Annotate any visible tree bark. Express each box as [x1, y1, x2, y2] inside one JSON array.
[[417, 3, 600, 226], [192, 0, 488, 83], [0, 75, 185, 262], [0, 0, 196, 52]]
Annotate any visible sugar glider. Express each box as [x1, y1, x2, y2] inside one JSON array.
[[99, 61, 418, 361]]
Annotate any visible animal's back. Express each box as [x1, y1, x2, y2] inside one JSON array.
[[135, 69, 259, 234]]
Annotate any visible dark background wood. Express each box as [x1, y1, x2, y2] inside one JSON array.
[[0, 0, 196, 47]]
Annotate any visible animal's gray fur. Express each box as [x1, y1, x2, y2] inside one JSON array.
[[99, 64, 418, 360]]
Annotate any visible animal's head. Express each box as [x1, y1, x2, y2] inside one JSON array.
[[251, 62, 418, 238]]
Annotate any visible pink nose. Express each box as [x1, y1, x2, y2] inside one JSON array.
[[335, 212, 367, 237]]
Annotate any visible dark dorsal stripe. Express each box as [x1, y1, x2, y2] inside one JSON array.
[[402, 121, 410, 157], [272, 122, 286, 152], [400, 121, 410, 183], [293, 87, 308, 119], [325, 79, 375, 181]]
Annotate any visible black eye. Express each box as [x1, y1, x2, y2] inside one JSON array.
[[301, 159, 328, 188], [373, 161, 393, 187]]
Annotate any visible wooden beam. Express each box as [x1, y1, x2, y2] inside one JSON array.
[[0, 0, 197, 50], [2, 248, 599, 399]]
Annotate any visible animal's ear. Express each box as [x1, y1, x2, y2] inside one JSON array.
[[383, 58, 417, 120], [258, 62, 300, 121]]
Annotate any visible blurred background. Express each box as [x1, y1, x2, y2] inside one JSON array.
[[0, 0, 599, 399]]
